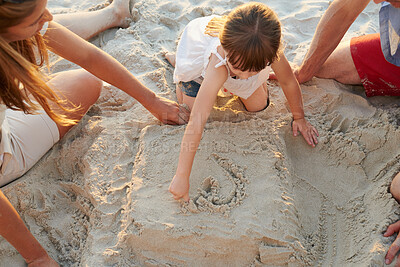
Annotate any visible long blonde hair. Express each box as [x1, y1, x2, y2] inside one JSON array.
[[205, 2, 281, 72], [0, 0, 78, 126]]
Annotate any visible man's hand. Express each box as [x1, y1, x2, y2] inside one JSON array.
[[384, 220, 400, 266], [269, 64, 312, 84], [293, 65, 315, 84]]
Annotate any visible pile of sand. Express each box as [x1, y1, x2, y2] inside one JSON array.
[[0, 0, 399, 266]]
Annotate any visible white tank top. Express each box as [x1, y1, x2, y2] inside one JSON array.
[[174, 16, 270, 99]]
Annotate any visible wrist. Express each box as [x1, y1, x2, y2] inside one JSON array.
[[141, 89, 157, 108], [293, 116, 305, 121], [175, 170, 189, 179], [292, 111, 305, 121], [298, 62, 315, 83]]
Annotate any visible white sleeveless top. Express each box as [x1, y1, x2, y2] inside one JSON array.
[[173, 16, 270, 99], [0, 22, 49, 141]]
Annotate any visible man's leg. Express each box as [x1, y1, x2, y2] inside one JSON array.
[[315, 40, 362, 85]]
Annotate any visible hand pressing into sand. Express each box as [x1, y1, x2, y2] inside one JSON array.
[[384, 220, 400, 266], [292, 118, 319, 147], [169, 175, 190, 202], [146, 96, 190, 125], [269, 67, 309, 85], [293, 66, 312, 84]]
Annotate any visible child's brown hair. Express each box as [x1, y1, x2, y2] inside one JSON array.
[[205, 2, 281, 72]]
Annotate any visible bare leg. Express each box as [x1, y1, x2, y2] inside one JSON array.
[[47, 69, 103, 138], [53, 0, 133, 40], [0, 190, 59, 266], [240, 82, 269, 112], [165, 54, 195, 109], [165, 53, 176, 67], [178, 87, 196, 111], [315, 40, 361, 85], [175, 84, 183, 104]]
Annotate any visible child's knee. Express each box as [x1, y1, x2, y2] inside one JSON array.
[[390, 172, 400, 201], [245, 104, 265, 112], [242, 98, 269, 112]]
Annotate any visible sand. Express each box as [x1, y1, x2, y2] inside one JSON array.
[[0, 0, 399, 266]]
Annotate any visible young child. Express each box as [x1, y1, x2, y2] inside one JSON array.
[[167, 2, 319, 201]]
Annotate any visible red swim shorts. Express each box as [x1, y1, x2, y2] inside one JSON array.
[[350, 33, 400, 97]]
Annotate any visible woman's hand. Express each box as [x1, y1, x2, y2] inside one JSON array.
[[169, 175, 190, 202], [147, 96, 190, 125], [292, 118, 319, 147]]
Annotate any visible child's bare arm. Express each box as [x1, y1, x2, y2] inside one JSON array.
[[271, 52, 319, 147], [169, 56, 228, 201]]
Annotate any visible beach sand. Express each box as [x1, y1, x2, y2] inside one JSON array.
[[0, 0, 399, 266]]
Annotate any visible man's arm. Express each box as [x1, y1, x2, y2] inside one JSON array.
[[297, 0, 371, 83]]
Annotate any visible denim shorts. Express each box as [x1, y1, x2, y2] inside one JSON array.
[[178, 80, 201, 97], [179, 80, 270, 111]]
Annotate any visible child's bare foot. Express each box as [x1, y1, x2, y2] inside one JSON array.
[[165, 52, 176, 67], [169, 175, 189, 201]]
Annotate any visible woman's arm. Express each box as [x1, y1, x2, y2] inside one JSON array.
[[0, 190, 58, 266], [169, 56, 227, 201], [297, 0, 370, 83], [272, 53, 318, 146], [44, 22, 188, 125]]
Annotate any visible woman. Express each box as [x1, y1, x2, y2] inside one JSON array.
[[0, 0, 188, 265]]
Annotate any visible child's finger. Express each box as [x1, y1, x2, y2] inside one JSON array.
[[313, 127, 319, 137], [173, 194, 182, 200], [308, 134, 315, 147], [385, 221, 400, 236], [300, 130, 311, 146], [386, 235, 400, 265], [292, 124, 299, 137], [304, 130, 315, 147], [312, 131, 319, 145]]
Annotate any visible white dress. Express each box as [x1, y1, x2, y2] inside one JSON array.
[[173, 16, 270, 99]]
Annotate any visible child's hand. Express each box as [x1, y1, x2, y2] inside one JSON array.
[[292, 118, 319, 147], [169, 175, 190, 202]]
